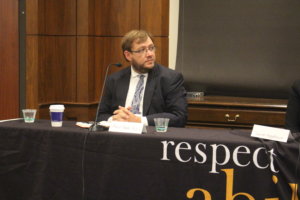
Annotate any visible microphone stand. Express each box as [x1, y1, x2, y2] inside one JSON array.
[[89, 63, 122, 131]]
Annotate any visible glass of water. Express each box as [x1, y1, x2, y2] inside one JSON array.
[[22, 109, 37, 123], [154, 118, 170, 132]]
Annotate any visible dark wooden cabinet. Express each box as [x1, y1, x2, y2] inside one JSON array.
[[187, 96, 288, 129]]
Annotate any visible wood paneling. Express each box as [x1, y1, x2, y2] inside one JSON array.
[[38, 36, 77, 102], [78, 0, 140, 36], [0, 0, 19, 119], [94, 0, 140, 36], [26, 0, 40, 34], [77, 36, 96, 102], [141, 0, 169, 36], [94, 37, 126, 99], [77, 0, 95, 35], [43, 0, 76, 35], [153, 37, 169, 67], [26, 0, 76, 35]]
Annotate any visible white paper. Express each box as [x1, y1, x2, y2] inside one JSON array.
[[109, 121, 144, 134], [251, 124, 290, 143], [76, 122, 92, 128], [0, 118, 23, 123]]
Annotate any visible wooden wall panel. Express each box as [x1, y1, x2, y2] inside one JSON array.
[[77, 36, 96, 102], [153, 37, 169, 67], [26, 0, 76, 35], [43, 0, 76, 35], [94, 37, 126, 100], [77, 0, 169, 36], [94, 0, 140, 36], [77, 0, 95, 35], [38, 36, 77, 103], [26, 0, 40, 34], [0, 0, 19, 119], [141, 0, 169, 36]]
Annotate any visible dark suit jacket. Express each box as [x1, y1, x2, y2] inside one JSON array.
[[97, 63, 188, 127], [285, 80, 300, 133]]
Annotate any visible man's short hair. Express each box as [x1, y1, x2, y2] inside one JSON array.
[[121, 30, 153, 52]]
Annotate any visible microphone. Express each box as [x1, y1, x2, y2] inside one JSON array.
[[89, 63, 122, 131]]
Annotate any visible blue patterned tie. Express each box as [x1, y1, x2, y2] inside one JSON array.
[[131, 75, 145, 114]]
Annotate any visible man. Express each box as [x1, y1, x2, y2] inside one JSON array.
[[97, 30, 187, 127]]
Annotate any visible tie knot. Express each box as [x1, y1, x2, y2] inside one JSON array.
[[139, 74, 145, 79]]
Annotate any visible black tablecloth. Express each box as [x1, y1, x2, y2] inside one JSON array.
[[0, 119, 299, 200]]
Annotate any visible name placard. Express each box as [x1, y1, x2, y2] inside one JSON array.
[[251, 124, 290, 143], [109, 121, 144, 134]]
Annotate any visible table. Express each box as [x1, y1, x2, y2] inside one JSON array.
[[0, 120, 299, 200]]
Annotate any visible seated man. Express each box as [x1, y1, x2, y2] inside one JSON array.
[[285, 80, 300, 133], [97, 30, 188, 127]]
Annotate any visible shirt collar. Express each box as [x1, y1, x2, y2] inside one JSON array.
[[130, 66, 148, 78]]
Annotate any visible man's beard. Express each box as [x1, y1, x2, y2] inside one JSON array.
[[132, 60, 155, 74]]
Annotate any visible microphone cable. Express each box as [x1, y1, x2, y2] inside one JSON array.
[[81, 127, 91, 200], [81, 63, 122, 200]]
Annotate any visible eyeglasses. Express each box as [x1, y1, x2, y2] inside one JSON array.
[[130, 46, 156, 54]]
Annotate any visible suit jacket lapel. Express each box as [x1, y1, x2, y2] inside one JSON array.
[[143, 65, 158, 114], [116, 68, 131, 106]]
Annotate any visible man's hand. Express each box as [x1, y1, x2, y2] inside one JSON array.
[[112, 106, 141, 123]]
